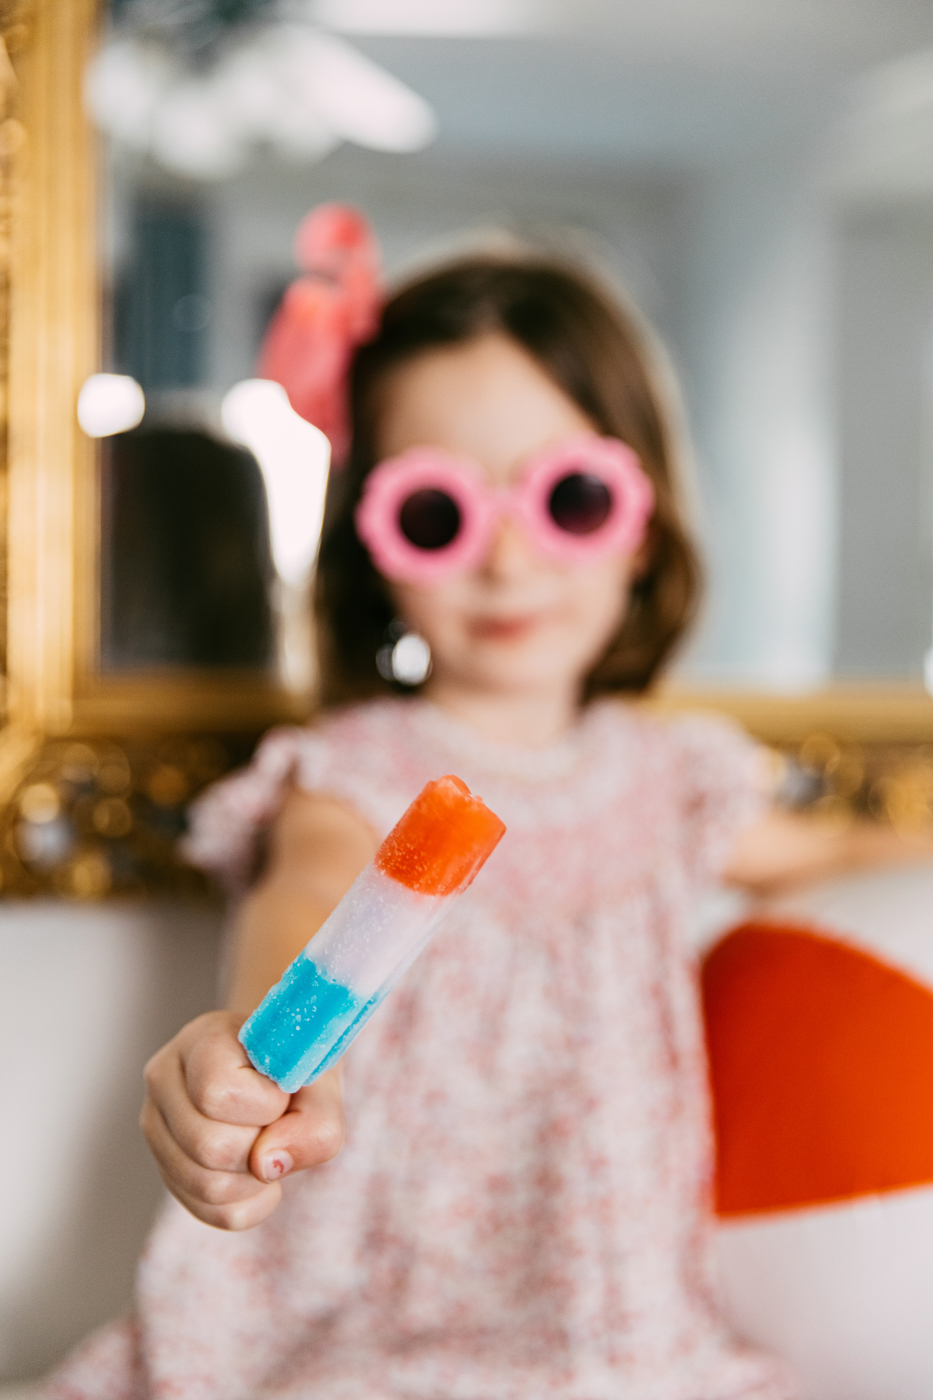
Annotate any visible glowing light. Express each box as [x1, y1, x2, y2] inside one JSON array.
[[85, 24, 437, 178], [221, 379, 330, 586], [268, 28, 436, 154], [84, 37, 175, 151], [77, 374, 145, 437], [150, 74, 246, 179]]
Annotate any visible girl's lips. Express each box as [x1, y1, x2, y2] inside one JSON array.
[[468, 613, 546, 642]]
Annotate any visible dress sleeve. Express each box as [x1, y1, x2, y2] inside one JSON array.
[[179, 726, 330, 897], [667, 713, 773, 885]]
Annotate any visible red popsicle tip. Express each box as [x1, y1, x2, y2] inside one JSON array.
[[374, 775, 506, 896]]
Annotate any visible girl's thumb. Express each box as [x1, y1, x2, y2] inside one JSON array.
[[249, 1067, 345, 1184]]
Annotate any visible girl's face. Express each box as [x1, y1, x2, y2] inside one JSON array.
[[375, 332, 638, 705]]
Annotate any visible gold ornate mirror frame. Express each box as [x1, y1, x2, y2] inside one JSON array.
[[6, 0, 307, 740], [1, 0, 932, 897], [0, 0, 310, 895]]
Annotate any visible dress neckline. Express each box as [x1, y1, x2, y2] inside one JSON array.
[[402, 695, 628, 784]]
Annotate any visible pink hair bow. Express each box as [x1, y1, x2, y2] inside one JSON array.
[[257, 203, 382, 466]]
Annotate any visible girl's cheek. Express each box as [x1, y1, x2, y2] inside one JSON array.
[[388, 581, 461, 642], [582, 553, 633, 613], [574, 558, 634, 653]]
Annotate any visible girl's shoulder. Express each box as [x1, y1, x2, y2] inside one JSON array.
[[585, 697, 768, 792], [628, 702, 766, 775], [623, 701, 773, 880], [180, 698, 413, 895]]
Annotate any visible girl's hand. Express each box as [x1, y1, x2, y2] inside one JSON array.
[[725, 807, 933, 897], [140, 788, 372, 1230], [141, 1009, 344, 1231]]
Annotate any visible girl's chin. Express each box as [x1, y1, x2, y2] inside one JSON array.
[[437, 641, 583, 693]]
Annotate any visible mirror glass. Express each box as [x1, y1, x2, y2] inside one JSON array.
[[90, 1, 933, 693]]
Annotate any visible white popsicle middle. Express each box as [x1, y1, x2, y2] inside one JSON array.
[[239, 775, 506, 1092]]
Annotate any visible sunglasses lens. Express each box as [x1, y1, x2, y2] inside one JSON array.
[[398, 489, 461, 550], [548, 472, 612, 536]]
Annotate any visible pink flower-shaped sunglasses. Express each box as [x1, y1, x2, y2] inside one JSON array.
[[355, 434, 655, 585]]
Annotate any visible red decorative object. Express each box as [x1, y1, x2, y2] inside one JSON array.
[[257, 203, 382, 465]]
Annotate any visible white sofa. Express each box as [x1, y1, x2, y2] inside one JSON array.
[[0, 902, 223, 1389], [3, 869, 933, 1398]]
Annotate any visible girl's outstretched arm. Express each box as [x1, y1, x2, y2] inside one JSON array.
[[141, 789, 379, 1230], [723, 807, 933, 898]]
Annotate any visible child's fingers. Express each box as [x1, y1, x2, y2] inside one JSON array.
[[145, 1037, 260, 1175], [142, 1094, 271, 1215], [141, 1011, 341, 1225], [166, 1176, 284, 1232], [151, 1120, 283, 1231], [180, 1012, 290, 1127], [249, 1068, 345, 1184]]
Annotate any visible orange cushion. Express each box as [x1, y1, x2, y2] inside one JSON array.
[[702, 922, 933, 1216]]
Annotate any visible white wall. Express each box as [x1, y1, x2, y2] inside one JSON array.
[[204, 145, 687, 391], [834, 204, 933, 678], [0, 903, 223, 1384], [677, 146, 838, 689]]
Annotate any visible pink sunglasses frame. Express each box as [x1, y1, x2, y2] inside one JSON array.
[[355, 434, 655, 585]]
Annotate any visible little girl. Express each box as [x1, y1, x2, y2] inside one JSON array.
[[48, 212, 924, 1400]]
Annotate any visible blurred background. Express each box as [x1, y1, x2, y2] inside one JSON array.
[[88, 0, 933, 693], [8, 2, 933, 1390]]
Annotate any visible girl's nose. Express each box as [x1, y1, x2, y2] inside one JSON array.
[[479, 512, 538, 581]]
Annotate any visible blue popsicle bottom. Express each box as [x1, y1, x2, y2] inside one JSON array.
[[239, 953, 385, 1092]]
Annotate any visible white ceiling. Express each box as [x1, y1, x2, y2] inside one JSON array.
[[315, 0, 933, 168]]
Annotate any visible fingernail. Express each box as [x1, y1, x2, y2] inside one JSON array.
[[260, 1150, 293, 1182]]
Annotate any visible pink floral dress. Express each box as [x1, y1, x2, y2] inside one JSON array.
[[48, 697, 798, 1400]]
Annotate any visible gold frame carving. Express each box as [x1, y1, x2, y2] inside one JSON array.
[[1, 3, 933, 895], [654, 682, 933, 748]]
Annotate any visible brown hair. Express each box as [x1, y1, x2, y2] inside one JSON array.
[[316, 253, 701, 705]]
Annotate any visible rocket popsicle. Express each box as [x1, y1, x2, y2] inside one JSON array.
[[239, 775, 506, 1092]]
